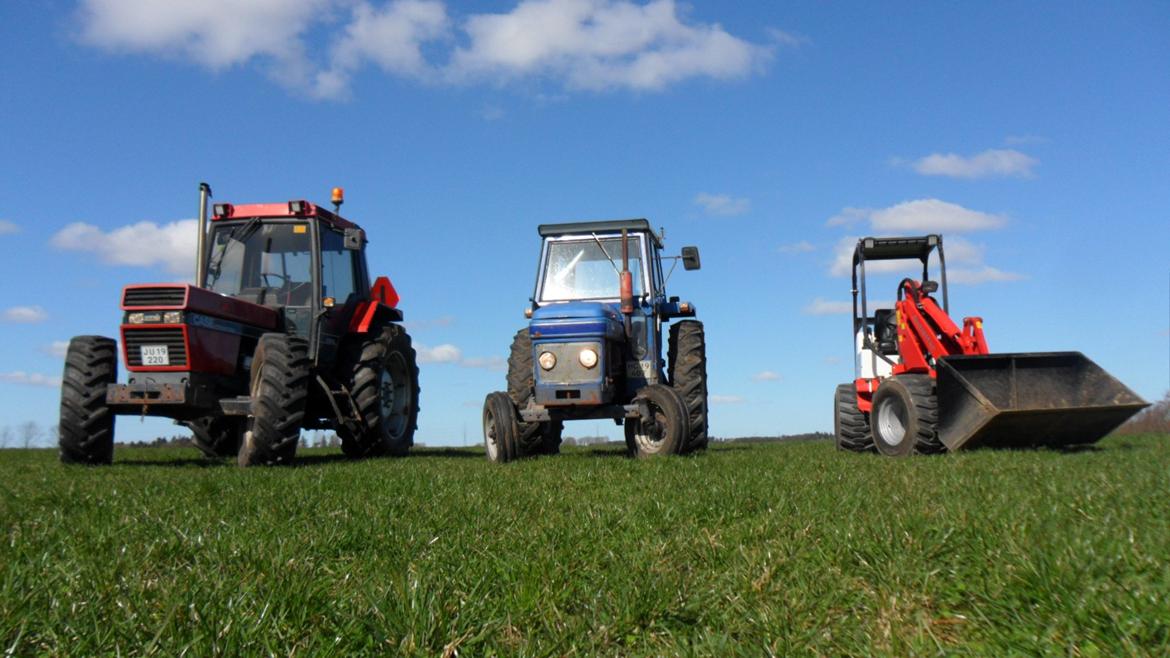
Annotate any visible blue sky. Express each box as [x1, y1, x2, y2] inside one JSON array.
[[1, 1, 1168, 447]]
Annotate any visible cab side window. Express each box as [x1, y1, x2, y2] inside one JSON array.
[[320, 229, 357, 304]]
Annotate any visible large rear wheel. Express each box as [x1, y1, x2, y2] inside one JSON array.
[[669, 320, 709, 454], [870, 374, 939, 457], [624, 384, 690, 458], [59, 336, 117, 465], [187, 416, 243, 458], [238, 334, 309, 466], [339, 324, 420, 458], [833, 383, 873, 452]]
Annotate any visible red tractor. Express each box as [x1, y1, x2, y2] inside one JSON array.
[[835, 234, 1147, 456], [58, 184, 420, 466]]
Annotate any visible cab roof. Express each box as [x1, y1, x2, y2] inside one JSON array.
[[211, 201, 359, 230], [538, 218, 662, 248]]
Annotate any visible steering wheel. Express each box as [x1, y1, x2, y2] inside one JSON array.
[[260, 271, 291, 288]]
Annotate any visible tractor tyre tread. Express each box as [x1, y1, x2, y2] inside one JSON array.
[[239, 334, 309, 466], [834, 383, 874, 452], [340, 324, 420, 458], [187, 416, 243, 458], [58, 336, 118, 465], [900, 374, 945, 454], [668, 320, 709, 453]]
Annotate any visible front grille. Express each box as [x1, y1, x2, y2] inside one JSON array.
[[124, 328, 188, 367], [123, 287, 186, 307]]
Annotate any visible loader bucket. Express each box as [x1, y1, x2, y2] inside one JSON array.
[[935, 352, 1148, 451]]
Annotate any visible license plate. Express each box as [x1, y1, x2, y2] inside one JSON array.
[[141, 345, 170, 366]]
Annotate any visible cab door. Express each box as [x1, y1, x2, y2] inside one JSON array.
[[317, 227, 362, 363]]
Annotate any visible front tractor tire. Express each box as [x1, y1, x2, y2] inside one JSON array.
[[833, 383, 873, 453], [238, 334, 310, 466], [870, 374, 942, 457], [668, 320, 709, 454], [59, 336, 118, 465], [483, 391, 519, 463], [339, 324, 420, 458], [625, 384, 691, 458], [506, 328, 562, 457]]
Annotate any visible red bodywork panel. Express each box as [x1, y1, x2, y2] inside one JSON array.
[[120, 284, 279, 374], [211, 201, 358, 230], [856, 279, 990, 410], [349, 276, 400, 334]]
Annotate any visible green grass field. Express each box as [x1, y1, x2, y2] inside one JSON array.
[[2, 436, 1168, 656]]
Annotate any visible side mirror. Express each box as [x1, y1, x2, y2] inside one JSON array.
[[343, 228, 365, 251], [921, 280, 939, 294], [681, 246, 701, 271]]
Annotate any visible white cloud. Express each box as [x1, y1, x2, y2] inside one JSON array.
[[694, 192, 751, 217], [752, 370, 781, 382], [776, 240, 814, 254], [78, 0, 327, 85], [78, 0, 770, 98], [0, 371, 62, 388], [803, 298, 851, 316], [51, 219, 197, 276], [460, 356, 507, 371], [709, 394, 744, 405], [42, 341, 71, 358], [416, 343, 463, 363], [3, 306, 48, 323], [869, 199, 1006, 233], [0, 220, 18, 235], [825, 207, 869, 228], [450, 0, 771, 91], [947, 266, 1025, 285], [313, 0, 450, 98], [911, 149, 1038, 179]]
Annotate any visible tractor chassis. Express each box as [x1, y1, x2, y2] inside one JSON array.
[[519, 400, 641, 424]]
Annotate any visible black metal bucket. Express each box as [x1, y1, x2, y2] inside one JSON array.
[[935, 352, 1148, 451]]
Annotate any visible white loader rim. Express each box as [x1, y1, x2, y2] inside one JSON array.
[[379, 352, 412, 440], [876, 398, 907, 446]]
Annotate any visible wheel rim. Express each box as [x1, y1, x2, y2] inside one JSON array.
[[634, 400, 668, 453], [483, 407, 499, 460], [380, 352, 412, 439], [876, 398, 907, 446]]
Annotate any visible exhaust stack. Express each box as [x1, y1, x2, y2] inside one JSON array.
[[195, 182, 212, 287]]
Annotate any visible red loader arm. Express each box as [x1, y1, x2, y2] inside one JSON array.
[[893, 279, 989, 376]]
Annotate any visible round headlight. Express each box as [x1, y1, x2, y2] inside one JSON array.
[[578, 347, 598, 369], [538, 351, 557, 370]]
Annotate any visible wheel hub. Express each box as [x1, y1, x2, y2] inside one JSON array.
[[877, 400, 907, 446]]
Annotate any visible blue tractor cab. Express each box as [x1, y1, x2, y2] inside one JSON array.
[[482, 219, 707, 461]]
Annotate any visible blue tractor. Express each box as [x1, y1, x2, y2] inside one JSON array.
[[482, 219, 707, 461]]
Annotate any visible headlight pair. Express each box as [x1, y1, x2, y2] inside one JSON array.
[[538, 347, 599, 370]]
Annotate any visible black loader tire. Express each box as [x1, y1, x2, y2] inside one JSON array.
[[187, 416, 243, 458], [483, 391, 519, 463], [339, 324, 420, 458], [238, 334, 309, 466], [506, 327, 560, 457], [624, 384, 690, 458], [668, 320, 709, 453], [59, 336, 117, 465], [870, 374, 941, 457], [834, 383, 874, 452]]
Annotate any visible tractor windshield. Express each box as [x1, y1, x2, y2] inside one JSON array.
[[539, 236, 645, 302], [205, 222, 314, 307]]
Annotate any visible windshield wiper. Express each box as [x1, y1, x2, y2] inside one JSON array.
[[205, 217, 262, 288]]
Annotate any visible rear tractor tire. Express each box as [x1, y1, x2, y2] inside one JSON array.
[[668, 320, 709, 454], [238, 334, 309, 466], [870, 374, 943, 457], [340, 324, 420, 458], [833, 383, 873, 452], [506, 327, 561, 458], [187, 416, 243, 458], [483, 391, 519, 463], [625, 384, 691, 458], [59, 336, 118, 465]]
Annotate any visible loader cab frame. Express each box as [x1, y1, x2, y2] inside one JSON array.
[[851, 234, 948, 380]]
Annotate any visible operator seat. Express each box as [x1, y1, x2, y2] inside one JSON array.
[[873, 308, 899, 356]]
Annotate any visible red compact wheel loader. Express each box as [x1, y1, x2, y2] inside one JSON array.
[[58, 184, 420, 466], [834, 234, 1147, 456]]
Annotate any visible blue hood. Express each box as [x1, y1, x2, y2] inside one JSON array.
[[530, 302, 624, 341]]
